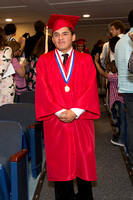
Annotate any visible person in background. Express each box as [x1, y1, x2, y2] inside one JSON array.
[[27, 35, 46, 91], [35, 14, 100, 200], [25, 20, 55, 60], [100, 21, 125, 119], [8, 41, 27, 102], [18, 33, 31, 58], [0, 27, 15, 105], [4, 23, 16, 42], [4, 23, 26, 56], [110, 20, 125, 38], [100, 32, 112, 70], [91, 39, 104, 94], [109, 20, 125, 60], [100, 20, 125, 70], [91, 39, 104, 61], [76, 38, 85, 52], [84, 46, 90, 54], [27, 24, 55, 91], [75, 38, 89, 54], [115, 10, 133, 170], [25, 20, 45, 59], [95, 51, 126, 147]]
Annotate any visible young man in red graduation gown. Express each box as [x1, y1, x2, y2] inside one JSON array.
[[35, 14, 100, 200]]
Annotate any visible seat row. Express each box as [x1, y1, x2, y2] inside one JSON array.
[[0, 91, 43, 200]]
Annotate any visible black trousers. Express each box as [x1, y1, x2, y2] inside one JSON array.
[[54, 177, 93, 200]]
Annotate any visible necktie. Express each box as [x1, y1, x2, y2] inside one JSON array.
[[62, 53, 69, 66]]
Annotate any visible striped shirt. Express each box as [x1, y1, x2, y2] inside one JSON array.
[[6, 36, 16, 42]]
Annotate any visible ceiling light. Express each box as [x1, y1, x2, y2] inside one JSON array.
[[83, 14, 90, 18], [5, 18, 12, 22]]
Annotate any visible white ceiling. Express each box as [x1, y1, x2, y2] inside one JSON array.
[[0, 0, 133, 27]]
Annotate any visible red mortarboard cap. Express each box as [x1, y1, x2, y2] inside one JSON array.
[[47, 14, 80, 32], [75, 38, 86, 45]]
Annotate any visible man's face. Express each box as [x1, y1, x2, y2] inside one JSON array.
[[77, 44, 84, 52], [110, 25, 120, 37], [52, 27, 75, 53]]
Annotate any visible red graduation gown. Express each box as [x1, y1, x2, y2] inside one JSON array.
[[35, 49, 100, 181]]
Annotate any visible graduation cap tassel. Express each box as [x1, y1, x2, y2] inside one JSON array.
[[45, 25, 48, 54]]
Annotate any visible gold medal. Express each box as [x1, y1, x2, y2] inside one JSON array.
[[65, 85, 70, 92]]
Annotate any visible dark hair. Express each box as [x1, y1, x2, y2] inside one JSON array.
[[34, 20, 45, 32], [110, 20, 125, 33], [128, 10, 133, 27], [96, 39, 104, 46], [31, 35, 45, 58], [110, 60, 118, 74], [110, 20, 125, 34], [4, 23, 16, 35], [0, 27, 8, 49], [68, 27, 75, 35], [109, 36, 120, 53]]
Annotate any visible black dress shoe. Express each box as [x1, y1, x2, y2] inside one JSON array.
[[75, 193, 79, 200], [75, 193, 78, 200]]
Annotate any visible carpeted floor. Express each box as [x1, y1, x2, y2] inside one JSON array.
[[38, 99, 133, 200]]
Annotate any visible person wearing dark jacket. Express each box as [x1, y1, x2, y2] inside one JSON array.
[[25, 20, 54, 59]]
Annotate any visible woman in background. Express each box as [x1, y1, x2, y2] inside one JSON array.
[[0, 27, 15, 106], [8, 41, 27, 102], [27, 35, 46, 91]]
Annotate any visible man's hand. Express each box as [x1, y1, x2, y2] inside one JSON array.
[[58, 110, 77, 123]]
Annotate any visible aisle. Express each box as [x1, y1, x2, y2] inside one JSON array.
[[93, 99, 133, 200], [38, 99, 133, 200]]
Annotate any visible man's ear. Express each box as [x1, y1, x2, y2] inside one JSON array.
[[52, 37, 54, 44], [117, 28, 121, 34], [72, 34, 76, 42]]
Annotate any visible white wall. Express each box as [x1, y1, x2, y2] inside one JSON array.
[[15, 23, 35, 38]]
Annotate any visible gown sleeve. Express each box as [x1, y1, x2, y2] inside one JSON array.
[[35, 54, 63, 121]]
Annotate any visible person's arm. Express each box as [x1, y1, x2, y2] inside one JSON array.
[[16, 62, 26, 77], [18, 36, 26, 56], [12, 58, 26, 77], [94, 53, 108, 79]]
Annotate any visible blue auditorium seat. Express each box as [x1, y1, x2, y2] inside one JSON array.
[[0, 121, 28, 200], [0, 103, 43, 179]]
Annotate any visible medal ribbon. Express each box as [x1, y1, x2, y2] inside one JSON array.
[[55, 49, 75, 84]]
